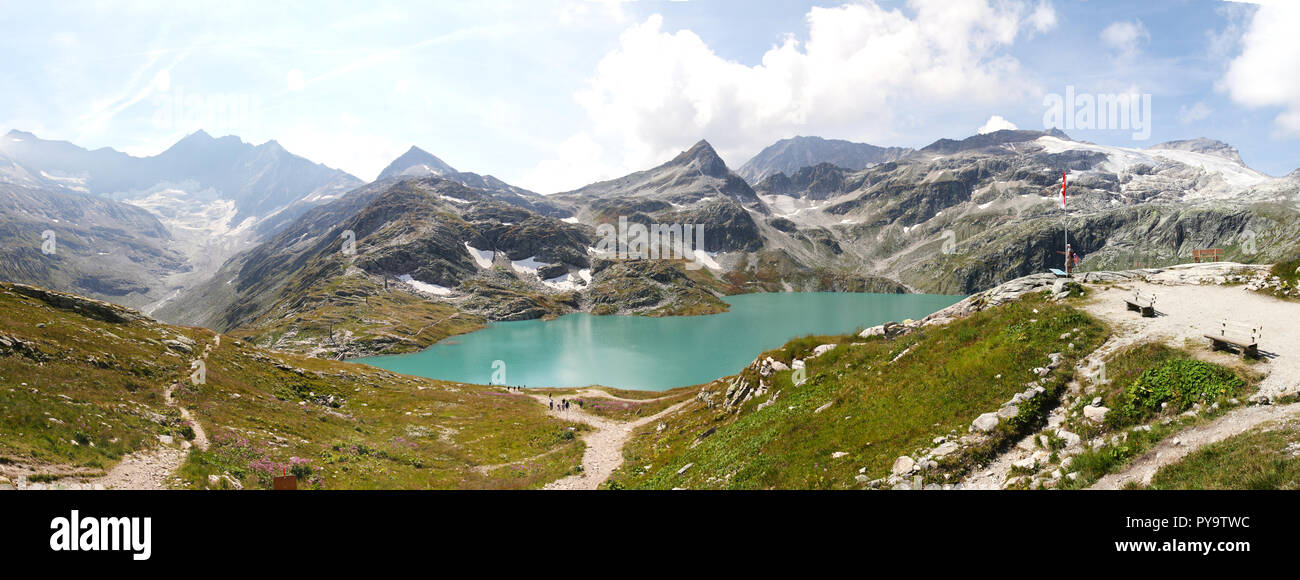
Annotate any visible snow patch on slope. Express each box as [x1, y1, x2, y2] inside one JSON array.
[[510, 256, 549, 277], [1036, 136, 1268, 193], [399, 274, 453, 296], [465, 242, 495, 268], [542, 268, 592, 291]]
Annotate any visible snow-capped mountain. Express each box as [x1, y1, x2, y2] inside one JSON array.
[[752, 129, 1299, 293], [0, 129, 362, 314]]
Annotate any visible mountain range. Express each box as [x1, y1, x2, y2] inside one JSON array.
[[1, 126, 1298, 359], [0, 129, 361, 313]]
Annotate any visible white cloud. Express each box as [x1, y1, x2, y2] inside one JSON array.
[[1177, 102, 1213, 125], [522, 131, 612, 193], [1206, 2, 1255, 62], [977, 115, 1018, 134], [1100, 19, 1149, 58], [1220, 0, 1300, 135], [277, 125, 407, 181], [524, 0, 1055, 192], [1027, 0, 1058, 35], [558, 0, 638, 27]]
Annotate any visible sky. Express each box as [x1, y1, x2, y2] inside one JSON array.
[[1, 0, 1297, 192]]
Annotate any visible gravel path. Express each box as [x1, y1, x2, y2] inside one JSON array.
[[963, 268, 1300, 490], [1081, 279, 1299, 399], [89, 447, 187, 490], [532, 394, 690, 490], [1079, 278, 1300, 487], [87, 335, 216, 489]]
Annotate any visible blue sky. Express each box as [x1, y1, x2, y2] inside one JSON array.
[[1, 0, 1297, 192]]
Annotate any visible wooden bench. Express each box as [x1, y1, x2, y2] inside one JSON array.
[[1124, 290, 1156, 317], [1204, 320, 1261, 358], [1192, 248, 1223, 263]]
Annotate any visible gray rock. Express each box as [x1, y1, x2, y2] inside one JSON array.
[[971, 412, 1000, 433], [1056, 429, 1082, 448], [1083, 405, 1110, 423], [859, 324, 887, 338], [809, 344, 837, 358], [932, 442, 960, 457], [1012, 457, 1036, 470], [891, 456, 916, 476], [162, 339, 193, 354]]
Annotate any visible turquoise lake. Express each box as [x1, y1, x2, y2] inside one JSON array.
[[353, 292, 963, 390]]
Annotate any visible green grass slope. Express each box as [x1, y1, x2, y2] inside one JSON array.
[[608, 292, 1108, 489], [0, 282, 586, 489]]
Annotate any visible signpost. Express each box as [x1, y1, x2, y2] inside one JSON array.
[[273, 465, 297, 490]]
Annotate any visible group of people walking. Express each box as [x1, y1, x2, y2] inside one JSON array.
[[499, 386, 586, 414], [548, 397, 572, 412]]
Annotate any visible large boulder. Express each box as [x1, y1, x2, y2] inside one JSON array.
[[971, 412, 1000, 433], [892, 456, 916, 476], [1083, 405, 1110, 423]]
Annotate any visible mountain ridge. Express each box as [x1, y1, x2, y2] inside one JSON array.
[[738, 135, 913, 184]]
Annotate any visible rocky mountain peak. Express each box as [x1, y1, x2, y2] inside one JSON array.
[[669, 139, 728, 177], [4, 129, 37, 141], [377, 146, 458, 181], [738, 135, 914, 184]]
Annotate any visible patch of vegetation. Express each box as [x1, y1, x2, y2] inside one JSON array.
[[1148, 420, 1300, 490], [1110, 358, 1245, 427], [607, 293, 1107, 489], [1053, 342, 1260, 489], [0, 282, 588, 489]]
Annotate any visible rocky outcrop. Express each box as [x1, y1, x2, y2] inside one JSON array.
[[6, 283, 145, 324], [755, 162, 851, 200]]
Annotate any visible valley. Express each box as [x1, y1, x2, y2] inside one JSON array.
[[2, 125, 1299, 491]]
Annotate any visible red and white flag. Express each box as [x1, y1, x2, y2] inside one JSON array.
[[1060, 171, 1068, 209]]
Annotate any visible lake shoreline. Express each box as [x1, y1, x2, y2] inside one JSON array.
[[353, 291, 965, 391]]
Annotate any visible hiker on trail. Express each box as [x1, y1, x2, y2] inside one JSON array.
[[578, 399, 584, 409], [549, 400, 554, 411]]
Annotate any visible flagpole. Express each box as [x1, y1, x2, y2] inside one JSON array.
[[1061, 172, 1069, 276]]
